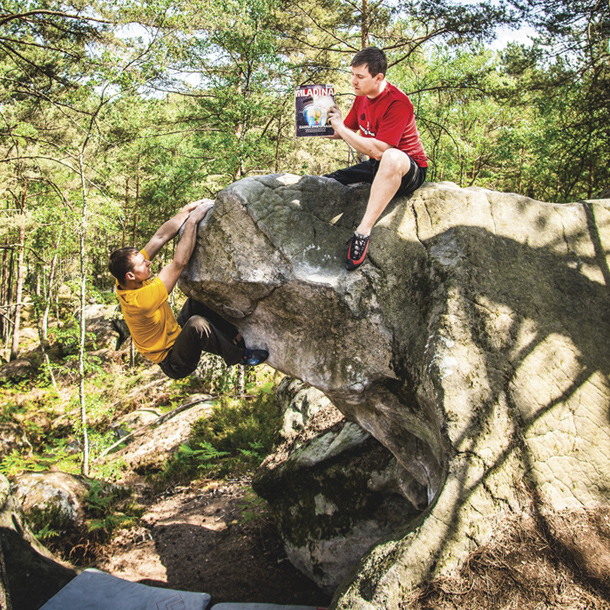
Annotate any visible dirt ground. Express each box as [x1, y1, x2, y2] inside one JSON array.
[[93, 479, 610, 610], [94, 477, 332, 608]]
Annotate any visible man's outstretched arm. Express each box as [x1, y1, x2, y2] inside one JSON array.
[[157, 201, 213, 294], [144, 198, 213, 260]]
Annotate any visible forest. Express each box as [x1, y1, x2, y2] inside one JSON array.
[[0, 0, 608, 535], [0, 1, 608, 608]]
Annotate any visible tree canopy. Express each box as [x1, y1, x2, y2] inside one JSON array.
[[0, 0, 608, 366]]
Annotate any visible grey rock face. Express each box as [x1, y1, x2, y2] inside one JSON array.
[[275, 377, 333, 441], [180, 174, 610, 609]]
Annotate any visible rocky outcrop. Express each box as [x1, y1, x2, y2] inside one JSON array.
[[254, 408, 424, 593], [13, 471, 93, 537], [0, 474, 77, 609], [180, 174, 610, 609]]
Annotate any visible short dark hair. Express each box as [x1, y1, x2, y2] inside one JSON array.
[[109, 247, 139, 283], [350, 47, 387, 77]]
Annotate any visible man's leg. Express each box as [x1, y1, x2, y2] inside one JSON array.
[[357, 149, 412, 235], [160, 299, 268, 379], [160, 315, 245, 379], [177, 298, 241, 344], [324, 159, 377, 186], [345, 149, 411, 271]]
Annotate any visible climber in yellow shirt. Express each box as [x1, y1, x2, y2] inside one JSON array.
[[109, 199, 268, 378]]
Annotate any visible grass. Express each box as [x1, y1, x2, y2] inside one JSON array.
[[153, 377, 284, 486]]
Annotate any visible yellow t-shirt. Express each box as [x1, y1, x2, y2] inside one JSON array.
[[115, 250, 181, 363]]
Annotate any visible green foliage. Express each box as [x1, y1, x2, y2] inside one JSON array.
[[191, 392, 281, 464], [0, 446, 80, 478], [26, 499, 74, 544], [156, 387, 283, 486], [159, 440, 230, 482], [84, 480, 144, 541]]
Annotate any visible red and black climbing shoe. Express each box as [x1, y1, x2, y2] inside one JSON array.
[[345, 232, 370, 271]]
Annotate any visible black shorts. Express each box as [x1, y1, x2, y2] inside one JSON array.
[[325, 155, 427, 197]]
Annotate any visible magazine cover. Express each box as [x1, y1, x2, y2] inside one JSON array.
[[295, 84, 335, 137]]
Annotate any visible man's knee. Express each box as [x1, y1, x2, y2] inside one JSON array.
[[378, 148, 411, 177], [184, 315, 211, 339]]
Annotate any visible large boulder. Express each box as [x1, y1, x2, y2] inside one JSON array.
[[180, 174, 610, 609]]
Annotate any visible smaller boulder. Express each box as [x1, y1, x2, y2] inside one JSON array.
[[0, 358, 33, 380], [0, 422, 32, 459], [254, 382, 427, 593], [13, 472, 92, 537]]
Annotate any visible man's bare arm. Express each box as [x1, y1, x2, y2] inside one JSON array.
[[328, 105, 391, 160], [157, 201, 213, 294], [144, 198, 213, 260]]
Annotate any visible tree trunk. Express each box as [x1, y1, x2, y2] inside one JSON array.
[[40, 238, 61, 398], [10, 186, 26, 361], [41, 231, 61, 345], [78, 154, 90, 477], [131, 172, 140, 247], [122, 177, 129, 248], [361, 0, 370, 49], [0, 247, 8, 344]]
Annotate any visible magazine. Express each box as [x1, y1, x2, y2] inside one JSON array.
[[295, 84, 335, 137]]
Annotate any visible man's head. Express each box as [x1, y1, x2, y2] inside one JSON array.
[[109, 247, 150, 286], [350, 47, 387, 77], [350, 47, 387, 98]]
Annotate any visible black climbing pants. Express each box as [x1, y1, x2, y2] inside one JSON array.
[[159, 298, 244, 379]]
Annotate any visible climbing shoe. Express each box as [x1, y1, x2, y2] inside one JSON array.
[[242, 348, 269, 366], [345, 232, 370, 271]]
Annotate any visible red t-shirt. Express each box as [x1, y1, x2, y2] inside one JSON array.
[[344, 82, 428, 168]]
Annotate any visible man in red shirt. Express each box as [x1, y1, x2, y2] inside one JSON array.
[[326, 47, 428, 270]]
